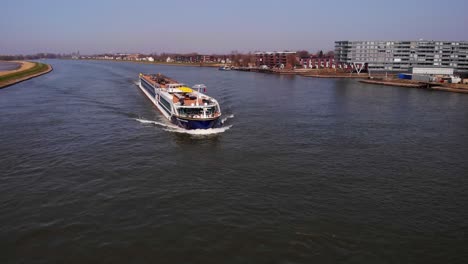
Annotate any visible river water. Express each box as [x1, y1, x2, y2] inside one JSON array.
[[0, 61, 21, 71], [0, 59, 467, 263]]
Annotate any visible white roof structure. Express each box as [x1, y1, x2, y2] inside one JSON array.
[[411, 67, 454, 75]]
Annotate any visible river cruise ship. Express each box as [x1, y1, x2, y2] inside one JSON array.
[[138, 73, 222, 129]]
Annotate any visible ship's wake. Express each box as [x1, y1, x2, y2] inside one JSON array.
[[135, 114, 234, 136], [165, 125, 232, 135], [135, 118, 175, 128], [220, 114, 235, 124]]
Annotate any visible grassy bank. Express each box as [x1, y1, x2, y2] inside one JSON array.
[[0, 62, 51, 88]]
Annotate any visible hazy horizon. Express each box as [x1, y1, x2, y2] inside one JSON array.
[[2, 0, 468, 55]]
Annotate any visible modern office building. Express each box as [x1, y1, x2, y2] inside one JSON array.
[[335, 40, 468, 72]]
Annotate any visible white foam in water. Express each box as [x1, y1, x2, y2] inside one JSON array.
[[221, 114, 235, 124], [164, 125, 232, 135], [135, 117, 233, 136], [135, 118, 179, 129]]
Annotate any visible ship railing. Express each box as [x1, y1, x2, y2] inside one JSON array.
[[176, 113, 219, 119]]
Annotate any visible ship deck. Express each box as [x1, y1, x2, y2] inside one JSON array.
[[172, 94, 205, 106], [141, 74, 176, 88], [142, 74, 217, 108], [141, 73, 222, 119]]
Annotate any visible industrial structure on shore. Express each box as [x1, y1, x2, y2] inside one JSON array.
[[335, 40, 468, 72]]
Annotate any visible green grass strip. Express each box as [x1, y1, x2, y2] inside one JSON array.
[[0, 62, 49, 83]]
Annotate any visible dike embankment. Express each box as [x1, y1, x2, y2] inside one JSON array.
[[0, 61, 53, 89]]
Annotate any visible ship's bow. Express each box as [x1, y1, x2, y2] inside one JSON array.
[[173, 116, 221, 130]]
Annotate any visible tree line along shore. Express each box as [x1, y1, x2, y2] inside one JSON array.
[[0, 61, 53, 89]]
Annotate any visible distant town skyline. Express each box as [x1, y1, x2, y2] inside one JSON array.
[[2, 0, 468, 55]]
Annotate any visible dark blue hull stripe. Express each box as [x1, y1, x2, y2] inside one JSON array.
[[171, 117, 220, 130]]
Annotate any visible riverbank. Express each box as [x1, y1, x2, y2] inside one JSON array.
[[0, 61, 53, 88], [76, 58, 224, 68], [360, 79, 426, 88], [233, 67, 396, 79], [70, 59, 468, 95], [360, 78, 468, 94], [303, 73, 368, 79]]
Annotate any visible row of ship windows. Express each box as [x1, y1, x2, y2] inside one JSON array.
[[159, 97, 172, 115], [339, 48, 468, 52], [345, 50, 468, 54], [349, 60, 468, 63], [141, 79, 155, 96], [141, 80, 173, 115], [340, 42, 466, 46], [346, 53, 429, 57]]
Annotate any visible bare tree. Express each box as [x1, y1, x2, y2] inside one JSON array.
[[286, 54, 298, 69], [297, 50, 310, 58]]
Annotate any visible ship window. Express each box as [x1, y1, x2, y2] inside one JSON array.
[[159, 97, 172, 113], [178, 108, 203, 117], [205, 107, 215, 115], [141, 79, 155, 96]]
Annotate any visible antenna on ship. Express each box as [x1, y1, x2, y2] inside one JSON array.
[[192, 84, 207, 106]]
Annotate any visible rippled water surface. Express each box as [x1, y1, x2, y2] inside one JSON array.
[[1, 60, 467, 263]]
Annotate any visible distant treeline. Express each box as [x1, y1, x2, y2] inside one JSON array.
[[0, 53, 72, 61]]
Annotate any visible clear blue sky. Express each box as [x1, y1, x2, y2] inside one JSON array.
[[1, 0, 467, 55]]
